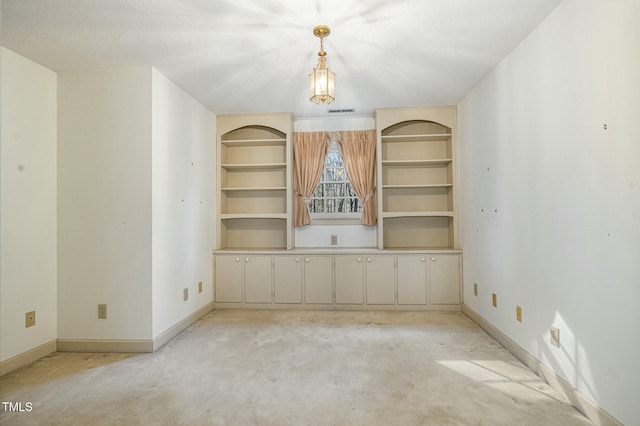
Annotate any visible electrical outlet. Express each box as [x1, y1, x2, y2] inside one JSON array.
[[492, 293, 497, 308], [98, 304, 107, 319], [183, 288, 189, 301], [550, 326, 560, 348], [516, 306, 522, 322], [330, 235, 338, 245], [473, 283, 478, 296], [198, 281, 203, 293], [25, 311, 36, 328]]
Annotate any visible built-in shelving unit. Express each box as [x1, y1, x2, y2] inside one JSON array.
[[375, 107, 458, 250], [213, 108, 462, 312], [216, 114, 294, 250]]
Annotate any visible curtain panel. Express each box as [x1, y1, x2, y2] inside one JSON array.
[[293, 131, 329, 227], [337, 130, 377, 226]]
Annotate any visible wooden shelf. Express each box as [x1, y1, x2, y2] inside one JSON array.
[[221, 213, 287, 220], [221, 138, 286, 147], [382, 215, 454, 250], [222, 187, 286, 192], [382, 159, 452, 166], [221, 163, 286, 170], [382, 211, 455, 218], [382, 184, 453, 189], [381, 133, 451, 143]]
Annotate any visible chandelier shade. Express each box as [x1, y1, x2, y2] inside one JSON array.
[[309, 25, 336, 105]]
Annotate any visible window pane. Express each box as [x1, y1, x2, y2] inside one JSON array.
[[325, 183, 344, 197], [311, 148, 365, 215], [325, 168, 337, 181], [326, 152, 340, 167], [311, 199, 323, 212]]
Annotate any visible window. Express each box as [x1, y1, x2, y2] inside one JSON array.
[[309, 148, 362, 216]]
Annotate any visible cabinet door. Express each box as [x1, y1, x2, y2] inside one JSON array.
[[365, 256, 396, 304], [244, 256, 272, 303], [429, 254, 460, 305], [335, 256, 364, 304], [215, 255, 243, 303], [304, 256, 333, 304], [274, 256, 302, 303], [397, 255, 427, 305]]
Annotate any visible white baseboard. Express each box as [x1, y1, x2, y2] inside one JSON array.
[[462, 304, 622, 426], [57, 339, 153, 353], [56, 303, 215, 354], [4, 303, 215, 372], [152, 302, 214, 351], [0, 340, 57, 376]]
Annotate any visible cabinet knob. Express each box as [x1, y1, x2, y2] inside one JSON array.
[[420, 257, 425, 262], [245, 258, 250, 262], [367, 258, 372, 263], [357, 258, 362, 263], [431, 257, 436, 262], [305, 258, 310, 263], [295, 257, 300, 262], [235, 257, 240, 262]]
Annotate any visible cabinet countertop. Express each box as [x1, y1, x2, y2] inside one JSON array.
[[214, 248, 462, 255]]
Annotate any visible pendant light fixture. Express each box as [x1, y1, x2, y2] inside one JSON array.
[[309, 25, 336, 105]]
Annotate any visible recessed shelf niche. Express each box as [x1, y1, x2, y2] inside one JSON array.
[[376, 108, 458, 250], [216, 115, 294, 250]]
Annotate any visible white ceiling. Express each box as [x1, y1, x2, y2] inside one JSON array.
[[1, 0, 563, 118]]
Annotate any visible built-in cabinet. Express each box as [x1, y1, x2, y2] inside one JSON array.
[[429, 254, 461, 305], [214, 255, 243, 303], [214, 251, 461, 311], [273, 256, 302, 303], [214, 255, 273, 303], [244, 256, 272, 303], [365, 256, 396, 305], [397, 255, 428, 305], [335, 256, 365, 304], [303, 256, 333, 304], [214, 108, 461, 311]]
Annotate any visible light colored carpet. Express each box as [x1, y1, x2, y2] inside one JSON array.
[[0, 309, 590, 425]]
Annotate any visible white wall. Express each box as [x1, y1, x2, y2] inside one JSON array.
[[0, 48, 58, 361], [151, 69, 216, 338], [458, 1, 640, 424], [57, 67, 153, 340], [294, 116, 377, 247]]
